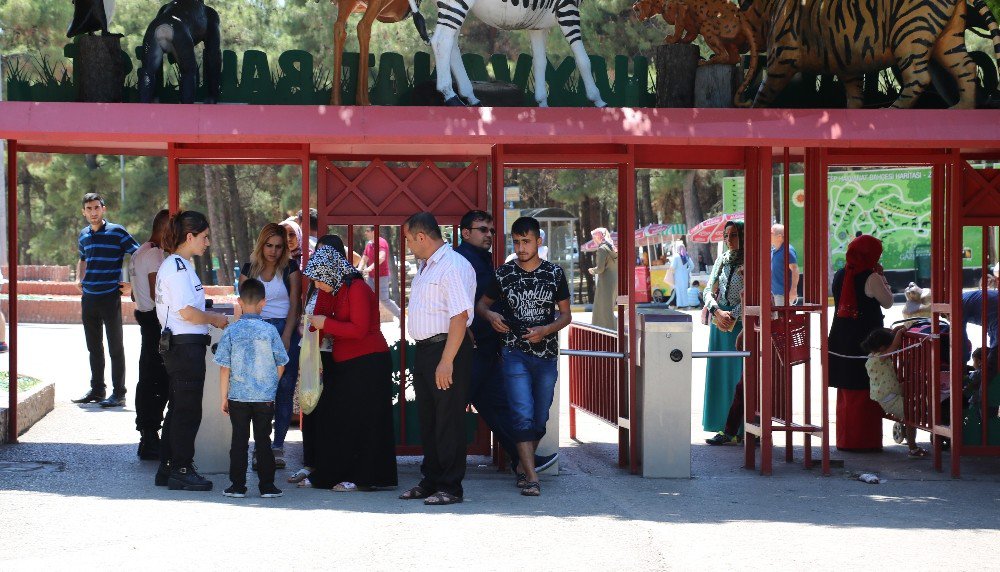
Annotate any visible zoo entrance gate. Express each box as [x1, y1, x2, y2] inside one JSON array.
[[3, 104, 1000, 477]]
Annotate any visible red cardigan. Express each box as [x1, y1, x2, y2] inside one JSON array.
[[310, 280, 389, 362]]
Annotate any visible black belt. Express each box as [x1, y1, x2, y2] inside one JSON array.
[[171, 334, 211, 346], [415, 333, 448, 346]]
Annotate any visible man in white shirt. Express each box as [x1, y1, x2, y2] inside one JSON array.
[[128, 210, 170, 459], [398, 212, 475, 506]]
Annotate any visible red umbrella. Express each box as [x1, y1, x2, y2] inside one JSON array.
[[688, 213, 744, 243]]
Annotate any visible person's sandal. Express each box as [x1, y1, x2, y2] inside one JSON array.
[[515, 472, 528, 488], [297, 477, 313, 488], [333, 482, 358, 492], [287, 468, 312, 484], [399, 485, 431, 500], [423, 491, 463, 505], [521, 481, 541, 497], [909, 446, 929, 458]]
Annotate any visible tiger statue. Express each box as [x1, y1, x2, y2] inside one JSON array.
[[632, 0, 759, 107], [740, 0, 1000, 108]]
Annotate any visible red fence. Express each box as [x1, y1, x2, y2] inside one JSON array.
[[893, 331, 942, 432], [567, 322, 620, 434]]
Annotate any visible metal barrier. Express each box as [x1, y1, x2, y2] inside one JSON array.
[[566, 322, 623, 438]]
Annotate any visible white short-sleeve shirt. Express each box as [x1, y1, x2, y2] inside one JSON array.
[[406, 243, 475, 341], [155, 254, 208, 335], [129, 242, 165, 312]]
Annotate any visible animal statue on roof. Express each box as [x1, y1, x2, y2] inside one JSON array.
[[324, 0, 429, 105], [67, 0, 119, 37], [740, 0, 1000, 108], [632, 0, 759, 106], [415, 0, 607, 107], [138, 0, 222, 104]]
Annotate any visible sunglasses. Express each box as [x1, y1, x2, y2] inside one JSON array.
[[467, 226, 496, 234]]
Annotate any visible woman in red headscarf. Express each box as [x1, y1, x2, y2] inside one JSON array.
[[828, 234, 894, 451]]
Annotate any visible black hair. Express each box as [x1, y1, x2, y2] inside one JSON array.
[[510, 216, 540, 238], [403, 212, 442, 240], [692, 280, 700, 286], [860, 328, 895, 354], [296, 208, 319, 229], [162, 210, 210, 253], [460, 210, 493, 229], [972, 347, 983, 360], [82, 192, 105, 207], [317, 233, 347, 256], [239, 277, 266, 304]]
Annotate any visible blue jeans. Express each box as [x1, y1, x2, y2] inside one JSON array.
[[501, 346, 559, 443], [264, 318, 300, 449]]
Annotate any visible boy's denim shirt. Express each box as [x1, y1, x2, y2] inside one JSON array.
[[213, 313, 289, 402]]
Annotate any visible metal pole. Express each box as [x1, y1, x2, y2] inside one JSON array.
[[7, 139, 18, 443], [167, 143, 179, 214], [120, 155, 126, 205]]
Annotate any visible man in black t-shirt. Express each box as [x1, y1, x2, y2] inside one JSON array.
[[477, 217, 571, 497]]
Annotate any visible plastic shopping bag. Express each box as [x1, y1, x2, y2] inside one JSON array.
[[298, 315, 323, 415]]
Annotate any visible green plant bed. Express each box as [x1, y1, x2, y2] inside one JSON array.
[[0, 371, 43, 393]]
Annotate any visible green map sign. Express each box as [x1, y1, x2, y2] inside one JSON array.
[[723, 168, 982, 275]]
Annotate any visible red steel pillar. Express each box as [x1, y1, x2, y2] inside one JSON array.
[[167, 143, 180, 214], [805, 147, 831, 476], [946, 150, 963, 478], [617, 146, 638, 474], [6, 139, 18, 443]]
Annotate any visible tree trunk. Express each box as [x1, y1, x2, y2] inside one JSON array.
[[638, 170, 655, 226], [224, 165, 252, 265], [694, 64, 741, 108], [655, 44, 700, 107], [203, 166, 231, 286], [18, 163, 33, 265], [76, 35, 125, 103], [681, 170, 712, 268]]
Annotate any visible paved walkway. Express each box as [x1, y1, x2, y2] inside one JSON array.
[[2, 314, 999, 569]]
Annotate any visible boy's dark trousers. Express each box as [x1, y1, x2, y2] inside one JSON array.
[[228, 400, 276, 491]]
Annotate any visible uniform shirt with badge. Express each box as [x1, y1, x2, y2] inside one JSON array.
[[485, 259, 570, 360], [129, 242, 166, 312], [155, 254, 208, 335]]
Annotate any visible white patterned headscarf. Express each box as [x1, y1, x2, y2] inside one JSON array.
[[303, 245, 359, 296]]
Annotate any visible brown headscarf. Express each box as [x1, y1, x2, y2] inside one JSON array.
[[837, 235, 883, 319]]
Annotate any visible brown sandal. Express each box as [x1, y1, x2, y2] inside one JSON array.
[[424, 491, 463, 505], [521, 481, 541, 496], [398, 485, 431, 500]]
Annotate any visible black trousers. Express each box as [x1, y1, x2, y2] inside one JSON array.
[[413, 336, 472, 497], [81, 292, 126, 395], [228, 400, 276, 490], [160, 343, 207, 469], [134, 310, 169, 432]]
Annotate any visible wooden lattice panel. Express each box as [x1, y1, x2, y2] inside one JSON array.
[[961, 164, 1000, 223], [317, 157, 487, 226]]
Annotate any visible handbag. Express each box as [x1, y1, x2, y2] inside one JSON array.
[[298, 315, 323, 415]]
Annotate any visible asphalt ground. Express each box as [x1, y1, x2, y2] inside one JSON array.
[[1, 307, 998, 570]]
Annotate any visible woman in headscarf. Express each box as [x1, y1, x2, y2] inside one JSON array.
[[702, 220, 746, 443], [828, 234, 892, 451], [589, 227, 619, 330], [280, 218, 303, 269], [295, 240, 398, 491], [670, 241, 696, 308]]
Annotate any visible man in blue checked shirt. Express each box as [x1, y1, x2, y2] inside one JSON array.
[[72, 193, 140, 408]]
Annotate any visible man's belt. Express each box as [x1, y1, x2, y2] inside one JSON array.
[[415, 333, 448, 346], [171, 334, 211, 346]]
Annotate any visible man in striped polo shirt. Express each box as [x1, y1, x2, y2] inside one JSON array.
[[72, 193, 140, 408]]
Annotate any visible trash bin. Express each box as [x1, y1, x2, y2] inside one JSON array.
[[636, 308, 692, 478]]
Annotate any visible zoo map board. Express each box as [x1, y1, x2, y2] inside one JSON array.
[[723, 168, 983, 274]]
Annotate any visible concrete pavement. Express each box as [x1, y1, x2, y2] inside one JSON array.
[[1, 314, 999, 570]]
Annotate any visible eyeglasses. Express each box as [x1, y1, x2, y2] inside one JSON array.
[[467, 226, 496, 234]]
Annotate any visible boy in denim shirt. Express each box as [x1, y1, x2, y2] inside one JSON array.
[[214, 278, 289, 498]]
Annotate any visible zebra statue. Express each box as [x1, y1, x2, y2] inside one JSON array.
[[426, 0, 607, 107]]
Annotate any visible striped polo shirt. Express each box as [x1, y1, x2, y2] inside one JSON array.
[[78, 220, 140, 296]]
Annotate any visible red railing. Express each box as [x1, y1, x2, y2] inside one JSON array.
[[568, 322, 620, 434], [892, 331, 942, 432]]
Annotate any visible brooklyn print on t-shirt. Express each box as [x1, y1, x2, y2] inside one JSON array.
[[486, 260, 570, 359]]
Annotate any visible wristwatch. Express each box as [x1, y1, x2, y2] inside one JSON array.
[[709, 306, 718, 316]]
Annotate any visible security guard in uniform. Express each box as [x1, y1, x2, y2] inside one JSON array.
[[153, 211, 229, 491]]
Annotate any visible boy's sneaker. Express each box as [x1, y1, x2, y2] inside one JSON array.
[[260, 484, 284, 498], [223, 485, 247, 498], [0, 342, 9, 353], [534, 452, 559, 472]]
